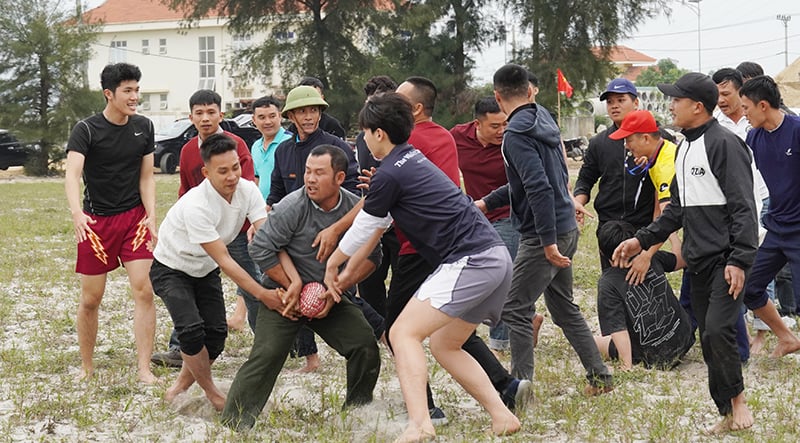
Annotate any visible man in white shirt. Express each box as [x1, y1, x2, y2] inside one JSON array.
[[150, 133, 284, 411]]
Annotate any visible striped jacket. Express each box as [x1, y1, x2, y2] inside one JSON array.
[[635, 119, 758, 272]]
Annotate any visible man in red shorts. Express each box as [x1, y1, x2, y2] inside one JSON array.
[[65, 63, 158, 384]]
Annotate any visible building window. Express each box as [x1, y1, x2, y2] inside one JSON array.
[[139, 94, 151, 111], [159, 93, 168, 110], [109, 40, 127, 63], [159, 38, 167, 55], [199, 36, 215, 82], [232, 34, 252, 51], [141, 39, 149, 55]]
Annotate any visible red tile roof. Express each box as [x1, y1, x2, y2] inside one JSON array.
[[593, 45, 656, 64], [82, 0, 223, 25]]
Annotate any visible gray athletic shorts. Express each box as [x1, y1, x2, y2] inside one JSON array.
[[415, 245, 512, 326]]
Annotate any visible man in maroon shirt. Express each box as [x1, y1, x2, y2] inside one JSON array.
[[151, 89, 259, 368]]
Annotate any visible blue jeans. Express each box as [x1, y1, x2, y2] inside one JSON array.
[[488, 217, 520, 350], [167, 231, 261, 350]]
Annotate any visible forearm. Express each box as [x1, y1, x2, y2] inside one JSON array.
[[64, 154, 84, 214], [265, 263, 293, 289], [139, 167, 156, 218]]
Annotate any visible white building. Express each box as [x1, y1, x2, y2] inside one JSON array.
[[83, 0, 289, 129]]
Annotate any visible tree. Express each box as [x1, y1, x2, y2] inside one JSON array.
[[167, 0, 383, 132], [0, 0, 102, 175], [505, 0, 669, 112], [635, 58, 691, 87]]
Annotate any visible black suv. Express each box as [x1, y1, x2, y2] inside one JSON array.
[[0, 130, 39, 170], [153, 116, 261, 174]]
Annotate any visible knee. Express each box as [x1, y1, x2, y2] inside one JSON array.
[[206, 325, 227, 360], [178, 324, 207, 356], [79, 291, 103, 311]]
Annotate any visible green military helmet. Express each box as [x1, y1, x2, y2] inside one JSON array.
[[282, 85, 329, 117]]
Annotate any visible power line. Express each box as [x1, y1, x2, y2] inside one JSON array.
[[630, 13, 800, 39], [635, 33, 800, 53]]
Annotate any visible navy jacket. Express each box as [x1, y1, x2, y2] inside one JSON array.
[[266, 128, 359, 206], [502, 103, 577, 245]]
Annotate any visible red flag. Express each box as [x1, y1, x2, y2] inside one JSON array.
[[557, 69, 573, 98]]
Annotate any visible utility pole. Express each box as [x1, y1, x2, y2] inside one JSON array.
[[777, 14, 792, 68], [686, 0, 702, 72]]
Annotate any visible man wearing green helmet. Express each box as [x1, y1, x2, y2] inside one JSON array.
[[266, 84, 361, 373]]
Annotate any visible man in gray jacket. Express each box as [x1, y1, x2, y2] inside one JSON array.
[[222, 145, 381, 431]]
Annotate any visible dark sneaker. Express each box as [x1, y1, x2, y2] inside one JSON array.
[[150, 348, 182, 368], [501, 378, 532, 412], [429, 406, 448, 426]]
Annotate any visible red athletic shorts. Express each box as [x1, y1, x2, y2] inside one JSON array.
[[76, 204, 154, 275]]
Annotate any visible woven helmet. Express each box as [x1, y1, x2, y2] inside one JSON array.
[[282, 85, 329, 117]]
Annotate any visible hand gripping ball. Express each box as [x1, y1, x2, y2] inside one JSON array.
[[299, 282, 327, 317]]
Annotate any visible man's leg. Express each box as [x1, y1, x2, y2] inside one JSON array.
[[391, 298, 519, 442], [312, 298, 381, 407], [384, 254, 441, 414], [76, 273, 107, 380], [691, 264, 752, 433], [222, 304, 301, 431], [775, 264, 795, 315], [540, 230, 612, 390], [489, 218, 520, 351], [357, 229, 399, 318], [123, 259, 157, 384], [744, 233, 800, 357]]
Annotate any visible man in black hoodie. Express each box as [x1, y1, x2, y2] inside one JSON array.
[[615, 72, 758, 434], [493, 64, 613, 395]]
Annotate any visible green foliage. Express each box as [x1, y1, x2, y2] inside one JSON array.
[[506, 0, 669, 112], [636, 58, 692, 87], [0, 0, 100, 175]]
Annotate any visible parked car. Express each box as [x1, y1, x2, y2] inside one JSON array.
[[0, 129, 40, 170], [153, 117, 261, 174]]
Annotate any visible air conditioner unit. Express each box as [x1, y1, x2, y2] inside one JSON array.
[[141, 102, 151, 110], [160, 102, 168, 110]]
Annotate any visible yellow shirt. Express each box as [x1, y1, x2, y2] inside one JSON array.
[[648, 140, 677, 202]]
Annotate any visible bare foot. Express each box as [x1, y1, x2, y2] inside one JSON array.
[[294, 353, 321, 373], [137, 370, 159, 385], [76, 367, 93, 382], [705, 415, 733, 435], [491, 411, 521, 436], [532, 313, 544, 348], [165, 385, 187, 403], [770, 336, 800, 358], [725, 392, 754, 432], [206, 391, 226, 412], [226, 315, 246, 332], [583, 383, 614, 397], [393, 425, 435, 443], [750, 332, 766, 355]]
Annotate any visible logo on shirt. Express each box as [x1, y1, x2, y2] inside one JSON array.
[[786, 148, 793, 156], [690, 166, 705, 177], [660, 183, 669, 193], [134, 132, 143, 136]]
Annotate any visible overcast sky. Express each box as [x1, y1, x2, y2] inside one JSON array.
[[473, 0, 800, 85]]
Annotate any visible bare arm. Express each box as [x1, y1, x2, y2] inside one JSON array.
[[201, 238, 285, 313], [65, 151, 95, 243], [139, 152, 158, 250]]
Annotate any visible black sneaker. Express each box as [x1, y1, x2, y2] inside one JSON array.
[[428, 406, 448, 426], [150, 348, 182, 368], [501, 378, 532, 412]]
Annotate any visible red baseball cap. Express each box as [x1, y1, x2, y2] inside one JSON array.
[[609, 110, 659, 140]]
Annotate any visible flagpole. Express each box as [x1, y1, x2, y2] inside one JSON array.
[[557, 90, 561, 128]]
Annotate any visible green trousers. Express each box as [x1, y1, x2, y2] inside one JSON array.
[[222, 297, 381, 431]]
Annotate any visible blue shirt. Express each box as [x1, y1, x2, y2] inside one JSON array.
[[251, 127, 292, 200], [363, 143, 503, 266], [746, 114, 800, 234]]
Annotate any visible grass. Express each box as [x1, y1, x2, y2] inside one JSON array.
[[1, 171, 799, 442]]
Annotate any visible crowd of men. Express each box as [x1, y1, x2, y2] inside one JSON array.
[[64, 60, 800, 439]]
